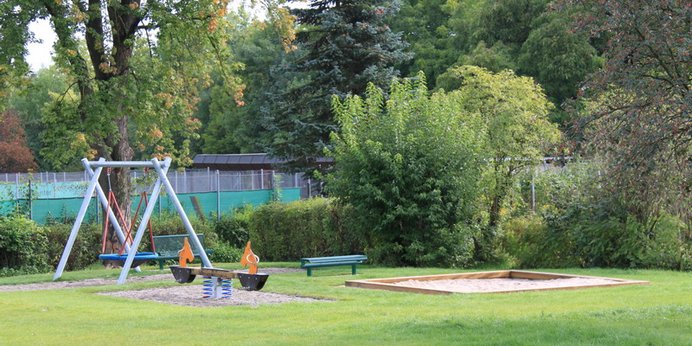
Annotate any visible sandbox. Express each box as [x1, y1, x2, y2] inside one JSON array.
[[345, 270, 648, 294]]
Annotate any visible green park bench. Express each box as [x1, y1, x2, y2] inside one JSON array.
[[152, 234, 212, 270], [300, 255, 367, 277]]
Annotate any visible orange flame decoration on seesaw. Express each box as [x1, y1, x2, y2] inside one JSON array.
[[178, 237, 195, 268], [240, 241, 260, 275]]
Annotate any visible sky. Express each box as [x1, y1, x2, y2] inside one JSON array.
[[26, 19, 57, 72]]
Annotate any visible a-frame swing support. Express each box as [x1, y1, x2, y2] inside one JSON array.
[[53, 157, 212, 285]]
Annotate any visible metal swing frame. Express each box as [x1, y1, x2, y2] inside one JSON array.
[[53, 157, 212, 284]]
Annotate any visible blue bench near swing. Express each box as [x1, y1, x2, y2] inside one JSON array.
[[152, 234, 212, 270]]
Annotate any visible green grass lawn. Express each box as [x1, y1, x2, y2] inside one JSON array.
[[1, 265, 690, 345]]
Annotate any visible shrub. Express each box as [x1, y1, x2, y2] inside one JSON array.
[[209, 243, 242, 263], [328, 76, 485, 266], [0, 215, 50, 276], [248, 198, 366, 261], [44, 222, 102, 271], [214, 206, 252, 248], [150, 211, 217, 248]]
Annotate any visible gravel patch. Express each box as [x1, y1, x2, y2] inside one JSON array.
[[99, 285, 327, 307], [1, 267, 324, 307]]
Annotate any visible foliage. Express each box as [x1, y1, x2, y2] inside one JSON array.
[[388, 0, 458, 88], [456, 41, 517, 73], [4, 1, 245, 238], [504, 162, 691, 270], [517, 12, 601, 104], [437, 66, 560, 261], [8, 66, 71, 169], [449, 0, 600, 106], [208, 242, 242, 262], [44, 222, 101, 271], [328, 75, 484, 266], [0, 110, 37, 172], [214, 206, 253, 248], [149, 211, 217, 248], [263, 0, 411, 172], [248, 198, 366, 261], [565, 0, 690, 224], [200, 6, 294, 154], [0, 215, 49, 276]]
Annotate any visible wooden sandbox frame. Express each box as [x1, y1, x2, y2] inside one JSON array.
[[345, 270, 649, 295]]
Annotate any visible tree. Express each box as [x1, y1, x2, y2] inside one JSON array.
[[263, 0, 411, 172], [518, 12, 601, 105], [2, 0, 241, 203], [567, 0, 690, 222], [388, 0, 458, 88], [0, 110, 37, 172], [328, 74, 485, 266], [437, 65, 560, 259], [471, 0, 550, 51], [9, 66, 71, 169], [0, 1, 34, 113], [200, 5, 295, 154]]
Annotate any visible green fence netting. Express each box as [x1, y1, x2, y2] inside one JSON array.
[[1, 188, 301, 224]]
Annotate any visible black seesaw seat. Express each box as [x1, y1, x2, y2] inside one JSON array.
[[169, 265, 269, 291]]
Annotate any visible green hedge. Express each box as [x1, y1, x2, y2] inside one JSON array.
[[0, 215, 50, 276], [248, 198, 366, 261], [44, 223, 102, 271]]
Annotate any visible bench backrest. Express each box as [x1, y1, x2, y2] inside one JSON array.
[[301, 255, 367, 264], [153, 234, 207, 257]]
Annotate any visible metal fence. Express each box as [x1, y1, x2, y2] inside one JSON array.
[[0, 169, 307, 200]]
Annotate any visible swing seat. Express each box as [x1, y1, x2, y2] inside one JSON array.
[[99, 252, 159, 267]]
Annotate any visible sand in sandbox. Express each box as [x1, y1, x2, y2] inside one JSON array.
[[391, 277, 624, 293]]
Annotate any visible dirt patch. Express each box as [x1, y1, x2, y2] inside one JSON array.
[[99, 285, 327, 307], [391, 277, 625, 293], [1, 268, 324, 307]]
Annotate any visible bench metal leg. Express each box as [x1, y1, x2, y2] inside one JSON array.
[[307, 268, 312, 277], [352, 264, 356, 275], [158, 260, 164, 270]]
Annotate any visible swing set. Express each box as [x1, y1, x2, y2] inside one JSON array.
[[53, 157, 212, 285], [97, 167, 158, 267]]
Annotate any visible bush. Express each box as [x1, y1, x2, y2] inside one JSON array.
[[327, 76, 485, 267], [44, 222, 102, 271], [209, 243, 242, 263], [0, 215, 50, 276], [150, 211, 217, 248], [248, 198, 366, 261], [503, 193, 691, 270], [214, 206, 252, 248]]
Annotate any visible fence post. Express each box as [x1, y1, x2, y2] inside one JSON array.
[[28, 178, 32, 220], [216, 170, 221, 221], [531, 167, 536, 213], [261, 169, 264, 189], [15, 173, 19, 200]]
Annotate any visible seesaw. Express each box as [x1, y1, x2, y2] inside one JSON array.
[[170, 240, 269, 298]]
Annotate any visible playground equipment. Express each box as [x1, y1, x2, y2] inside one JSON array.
[[98, 167, 158, 267], [53, 157, 211, 285], [170, 241, 269, 298]]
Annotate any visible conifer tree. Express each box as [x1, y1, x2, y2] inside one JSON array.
[[263, 0, 411, 171]]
